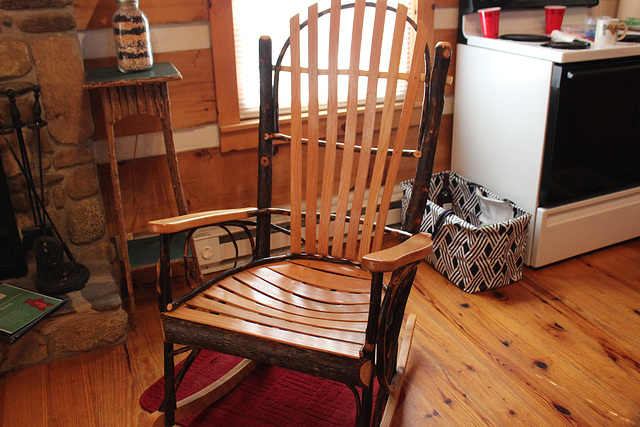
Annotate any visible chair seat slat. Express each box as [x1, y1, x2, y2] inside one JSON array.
[[195, 292, 366, 337], [166, 306, 363, 358], [187, 295, 366, 343], [267, 262, 370, 293], [207, 280, 369, 322], [252, 265, 370, 304], [289, 259, 371, 279], [232, 270, 370, 313]]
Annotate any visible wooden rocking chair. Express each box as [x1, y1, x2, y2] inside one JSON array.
[[146, 0, 451, 425]]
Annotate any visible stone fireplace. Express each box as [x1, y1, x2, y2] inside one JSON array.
[[0, 1, 128, 373]]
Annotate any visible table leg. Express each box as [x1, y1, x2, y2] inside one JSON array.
[[101, 90, 136, 328]]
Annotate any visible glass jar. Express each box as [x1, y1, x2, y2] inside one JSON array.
[[112, 0, 153, 73]]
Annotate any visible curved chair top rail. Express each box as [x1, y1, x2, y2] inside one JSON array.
[[271, 1, 430, 121], [273, 2, 419, 70]]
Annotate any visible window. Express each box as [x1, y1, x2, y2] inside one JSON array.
[[231, 0, 416, 119], [210, 0, 430, 152]]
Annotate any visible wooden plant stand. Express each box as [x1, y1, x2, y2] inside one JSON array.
[[84, 62, 195, 326]]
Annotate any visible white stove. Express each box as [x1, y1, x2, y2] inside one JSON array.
[[452, 1, 640, 268]]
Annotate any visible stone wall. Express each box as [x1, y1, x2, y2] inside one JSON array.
[[0, 0, 128, 373], [0, 0, 108, 256]]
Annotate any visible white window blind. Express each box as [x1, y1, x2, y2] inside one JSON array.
[[231, 0, 416, 119]]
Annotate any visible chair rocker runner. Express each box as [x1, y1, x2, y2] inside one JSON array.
[[146, 1, 451, 425]]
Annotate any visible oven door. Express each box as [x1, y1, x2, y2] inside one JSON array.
[[539, 56, 640, 208]]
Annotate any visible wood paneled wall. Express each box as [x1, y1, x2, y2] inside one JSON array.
[[77, 0, 458, 236], [77, 1, 216, 140]]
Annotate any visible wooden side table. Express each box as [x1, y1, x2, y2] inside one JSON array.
[[84, 62, 196, 325]]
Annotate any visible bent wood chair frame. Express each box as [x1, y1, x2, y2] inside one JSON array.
[[147, 1, 451, 426]]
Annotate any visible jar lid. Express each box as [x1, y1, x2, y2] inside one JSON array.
[[117, 0, 139, 4]]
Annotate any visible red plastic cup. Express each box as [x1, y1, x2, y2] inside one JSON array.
[[545, 5, 566, 35], [478, 7, 501, 39]]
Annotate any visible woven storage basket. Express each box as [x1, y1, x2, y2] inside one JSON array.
[[401, 171, 532, 293]]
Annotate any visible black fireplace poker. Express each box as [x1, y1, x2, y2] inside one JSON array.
[[0, 86, 89, 295]]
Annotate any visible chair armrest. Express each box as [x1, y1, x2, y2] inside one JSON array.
[[148, 207, 258, 234], [361, 233, 432, 273]]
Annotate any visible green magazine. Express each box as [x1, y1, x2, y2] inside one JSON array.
[[0, 282, 66, 344]]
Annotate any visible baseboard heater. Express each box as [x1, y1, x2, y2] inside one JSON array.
[[193, 185, 404, 275]]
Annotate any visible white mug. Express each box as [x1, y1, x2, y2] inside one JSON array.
[[594, 17, 628, 46]]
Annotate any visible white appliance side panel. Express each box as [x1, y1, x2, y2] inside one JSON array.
[[452, 44, 554, 215], [529, 187, 640, 267]]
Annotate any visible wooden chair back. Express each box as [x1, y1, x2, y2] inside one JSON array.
[[258, 0, 432, 263]]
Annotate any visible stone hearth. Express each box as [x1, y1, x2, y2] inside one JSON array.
[[1, 259, 127, 374], [0, 1, 128, 372]]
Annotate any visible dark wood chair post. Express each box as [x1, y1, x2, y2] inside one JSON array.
[[257, 36, 274, 260], [157, 233, 173, 312], [361, 270, 384, 426], [403, 42, 452, 235], [158, 233, 176, 426]]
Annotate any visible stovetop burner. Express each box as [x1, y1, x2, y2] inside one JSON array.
[[540, 40, 591, 50], [500, 34, 551, 42]]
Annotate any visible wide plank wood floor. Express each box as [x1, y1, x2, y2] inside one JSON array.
[[1, 238, 638, 426]]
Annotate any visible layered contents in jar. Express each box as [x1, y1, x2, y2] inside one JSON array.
[[113, 11, 153, 72]]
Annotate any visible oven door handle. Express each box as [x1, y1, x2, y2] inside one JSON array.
[[565, 63, 640, 81]]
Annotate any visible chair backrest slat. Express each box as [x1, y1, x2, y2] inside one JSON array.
[[282, 0, 427, 263], [305, 3, 320, 255], [344, 0, 388, 260], [316, 0, 343, 256], [289, 13, 303, 254], [358, 3, 408, 260], [331, 0, 366, 258], [372, 21, 429, 252]]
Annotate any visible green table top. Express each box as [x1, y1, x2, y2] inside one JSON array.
[[83, 62, 182, 89]]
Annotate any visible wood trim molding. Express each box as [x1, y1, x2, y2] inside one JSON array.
[[210, 0, 241, 130], [74, 0, 210, 30]]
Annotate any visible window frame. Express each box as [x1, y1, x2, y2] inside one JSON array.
[[209, 0, 435, 152]]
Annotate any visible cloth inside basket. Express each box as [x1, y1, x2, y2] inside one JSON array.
[[475, 187, 514, 226]]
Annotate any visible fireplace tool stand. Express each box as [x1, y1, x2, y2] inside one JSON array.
[[0, 86, 89, 295]]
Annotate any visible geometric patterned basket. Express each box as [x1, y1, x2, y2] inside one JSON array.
[[401, 171, 532, 293]]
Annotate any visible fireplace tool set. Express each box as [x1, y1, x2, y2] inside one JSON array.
[[0, 85, 89, 295]]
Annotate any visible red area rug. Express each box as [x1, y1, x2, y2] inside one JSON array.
[[140, 350, 379, 426]]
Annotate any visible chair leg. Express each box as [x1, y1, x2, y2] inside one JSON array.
[[164, 342, 177, 426], [358, 383, 374, 427]]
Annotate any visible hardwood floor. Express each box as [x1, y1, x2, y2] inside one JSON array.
[[1, 238, 638, 426], [396, 238, 640, 426]]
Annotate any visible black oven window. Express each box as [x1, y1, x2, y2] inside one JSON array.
[[540, 57, 640, 207]]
